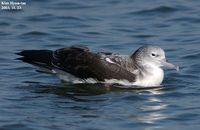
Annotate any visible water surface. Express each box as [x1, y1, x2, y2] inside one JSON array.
[[0, 0, 200, 130]]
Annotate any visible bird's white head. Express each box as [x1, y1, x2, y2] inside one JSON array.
[[131, 45, 179, 71]]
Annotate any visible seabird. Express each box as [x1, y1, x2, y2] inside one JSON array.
[[17, 45, 179, 87]]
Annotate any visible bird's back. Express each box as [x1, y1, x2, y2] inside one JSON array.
[[17, 45, 137, 82]]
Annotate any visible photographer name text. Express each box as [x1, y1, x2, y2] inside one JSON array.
[[1, 1, 26, 10]]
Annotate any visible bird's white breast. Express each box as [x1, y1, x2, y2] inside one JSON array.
[[134, 67, 164, 87]]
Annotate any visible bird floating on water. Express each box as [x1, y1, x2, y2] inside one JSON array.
[[17, 45, 179, 87]]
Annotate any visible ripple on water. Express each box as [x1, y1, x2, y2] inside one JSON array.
[[19, 31, 51, 39], [13, 24, 29, 29], [46, 2, 97, 10], [181, 52, 200, 59], [129, 6, 178, 15], [21, 31, 51, 36], [56, 16, 85, 21], [130, 34, 156, 38], [25, 14, 55, 22], [0, 124, 32, 130], [0, 32, 12, 37], [0, 22, 10, 27]]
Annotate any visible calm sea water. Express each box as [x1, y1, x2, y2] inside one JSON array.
[[1, 0, 200, 130]]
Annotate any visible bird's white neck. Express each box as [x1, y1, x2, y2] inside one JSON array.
[[134, 66, 164, 87]]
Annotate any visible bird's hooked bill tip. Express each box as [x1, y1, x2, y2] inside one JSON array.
[[161, 60, 180, 72]]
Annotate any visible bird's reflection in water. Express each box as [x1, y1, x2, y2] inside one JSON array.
[[129, 88, 168, 125], [25, 81, 169, 126], [26, 81, 162, 97]]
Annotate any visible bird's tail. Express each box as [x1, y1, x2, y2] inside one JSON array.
[[16, 50, 54, 73]]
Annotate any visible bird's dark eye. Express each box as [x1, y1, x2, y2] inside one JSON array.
[[152, 53, 156, 57]]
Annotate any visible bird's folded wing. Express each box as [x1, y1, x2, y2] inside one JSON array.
[[52, 46, 136, 82]]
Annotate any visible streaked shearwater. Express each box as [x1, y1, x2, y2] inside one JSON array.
[[17, 45, 179, 87]]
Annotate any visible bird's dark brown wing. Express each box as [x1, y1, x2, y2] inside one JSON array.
[[52, 45, 136, 82]]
